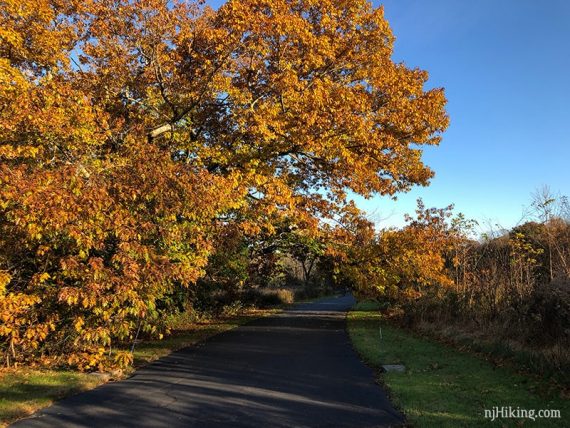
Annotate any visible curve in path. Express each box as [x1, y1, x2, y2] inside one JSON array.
[[12, 295, 403, 428]]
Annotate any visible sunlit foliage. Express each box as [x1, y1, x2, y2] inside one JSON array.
[[0, 0, 447, 368]]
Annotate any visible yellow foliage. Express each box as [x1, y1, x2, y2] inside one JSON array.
[[0, 0, 447, 368], [330, 200, 458, 301]]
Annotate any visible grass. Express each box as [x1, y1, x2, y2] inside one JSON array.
[[412, 320, 569, 386], [0, 307, 277, 427], [347, 301, 569, 427], [0, 369, 103, 427]]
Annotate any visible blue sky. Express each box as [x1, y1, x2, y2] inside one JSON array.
[[207, 1, 570, 230], [359, 0, 570, 230]]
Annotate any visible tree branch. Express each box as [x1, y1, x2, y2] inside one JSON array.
[[147, 123, 173, 142]]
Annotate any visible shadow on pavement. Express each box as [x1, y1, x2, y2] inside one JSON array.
[[12, 295, 403, 428]]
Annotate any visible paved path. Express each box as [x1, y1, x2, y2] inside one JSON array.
[[13, 295, 403, 427]]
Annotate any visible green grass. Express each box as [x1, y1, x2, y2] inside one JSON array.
[[413, 322, 570, 387], [0, 369, 102, 427], [347, 301, 569, 427], [0, 307, 277, 427]]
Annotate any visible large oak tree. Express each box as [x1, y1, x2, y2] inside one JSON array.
[[0, 0, 448, 368]]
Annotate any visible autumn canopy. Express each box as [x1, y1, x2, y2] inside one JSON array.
[[0, 0, 448, 368]]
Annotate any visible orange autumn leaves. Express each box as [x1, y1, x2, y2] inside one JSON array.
[[329, 200, 459, 303], [0, 0, 448, 368]]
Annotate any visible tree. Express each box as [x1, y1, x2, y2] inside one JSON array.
[[330, 200, 459, 302], [529, 186, 570, 280], [1, 0, 448, 368]]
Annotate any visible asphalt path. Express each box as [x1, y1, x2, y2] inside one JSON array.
[[12, 295, 404, 427]]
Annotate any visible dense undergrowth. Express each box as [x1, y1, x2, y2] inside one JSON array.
[[342, 192, 570, 380]]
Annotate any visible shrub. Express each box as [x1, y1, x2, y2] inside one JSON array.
[[526, 278, 570, 345], [276, 289, 294, 304]]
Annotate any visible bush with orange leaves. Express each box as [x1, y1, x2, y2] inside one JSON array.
[[329, 200, 459, 304]]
